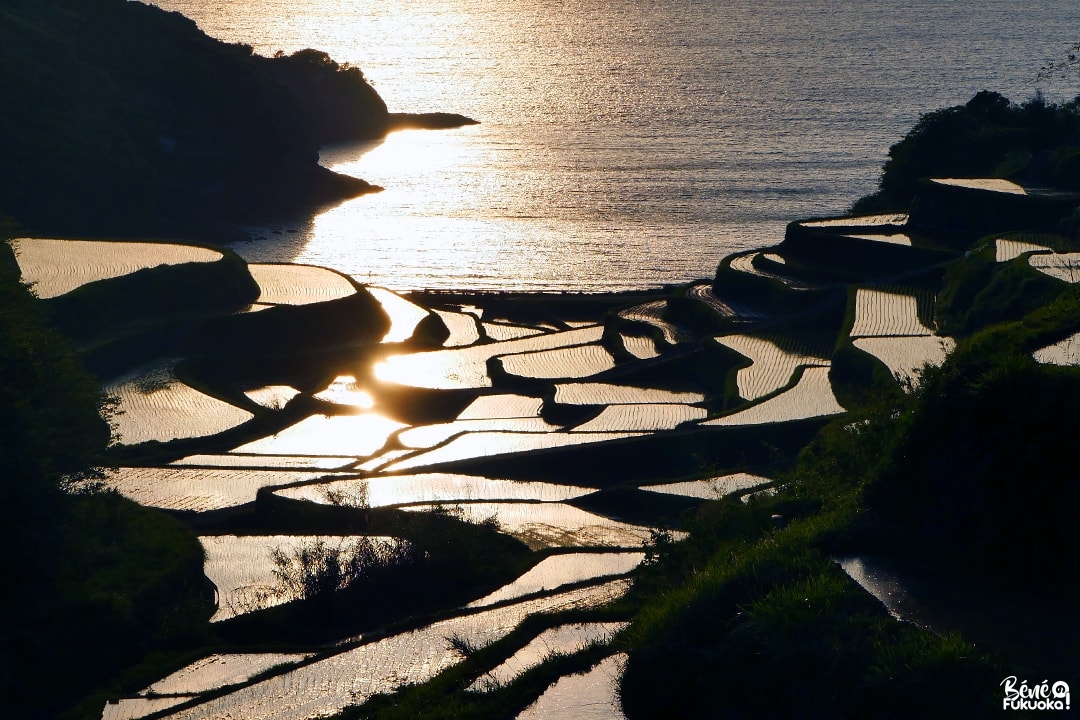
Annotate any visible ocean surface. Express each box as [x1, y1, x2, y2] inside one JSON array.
[[151, 0, 1080, 290]]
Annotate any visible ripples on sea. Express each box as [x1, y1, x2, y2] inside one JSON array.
[[150, 0, 1080, 290]]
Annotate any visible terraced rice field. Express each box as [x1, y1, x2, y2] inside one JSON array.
[[849, 287, 934, 338], [617, 301, 686, 344], [400, 502, 659, 549], [170, 454, 357, 470], [468, 553, 644, 608], [397, 417, 562, 450], [638, 473, 773, 500], [102, 695, 193, 720], [275, 473, 594, 508], [553, 383, 704, 406], [467, 622, 628, 691], [104, 360, 253, 445], [571, 403, 706, 432], [516, 653, 628, 720], [434, 308, 482, 347], [714, 334, 829, 401], [852, 336, 955, 385], [457, 394, 544, 420], [246, 264, 356, 305], [702, 366, 845, 426], [313, 376, 375, 408], [374, 326, 605, 390], [840, 233, 913, 246], [621, 334, 660, 360], [143, 654, 313, 697], [366, 287, 432, 343], [687, 284, 767, 320], [498, 344, 617, 380], [383, 431, 645, 472], [484, 322, 547, 341], [931, 177, 1027, 194], [995, 238, 1050, 262], [102, 467, 329, 511], [799, 213, 908, 228], [357, 449, 414, 472], [232, 413, 407, 457], [728, 253, 805, 286], [201, 535, 399, 621], [243, 385, 300, 409], [836, 556, 938, 629], [1029, 252, 1080, 283], [10, 238, 221, 299], [1033, 330, 1080, 366], [154, 582, 628, 720]]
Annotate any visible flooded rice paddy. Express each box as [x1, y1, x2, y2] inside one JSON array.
[[1028, 252, 1080, 283], [553, 383, 704, 405], [383, 431, 646, 472], [995, 238, 1050, 262], [852, 335, 955, 386], [849, 287, 935, 338], [81, 230, 975, 719], [516, 652, 628, 720], [799, 213, 908, 228], [201, 535, 401, 621], [703, 366, 845, 426], [232, 413, 407, 457], [10, 237, 221, 299], [714, 334, 829, 401], [274, 473, 594, 508], [1033, 330, 1080, 366], [621, 334, 660, 360], [498, 343, 617, 380], [155, 582, 627, 720], [104, 360, 253, 445], [571, 403, 707, 432], [638, 473, 773, 500], [400, 502, 661, 549], [246, 264, 357, 305], [468, 622, 628, 690], [102, 467, 333, 511], [374, 325, 604, 389], [456, 394, 544, 420], [366, 286, 431, 343], [467, 553, 644, 607]]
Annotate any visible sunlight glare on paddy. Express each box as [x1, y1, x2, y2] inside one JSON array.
[[702, 366, 845, 426], [275, 473, 593, 508], [467, 622, 628, 691], [467, 553, 643, 607], [314, 375, 376, 409], [638, 473, 773, 500], [516, 653, 628, 720], [366, 286, 432, 343], [9, 238, 221, 298], [852, 335, 954, 386], [233, 413, 406, 456], [156, 583, 628, 720]]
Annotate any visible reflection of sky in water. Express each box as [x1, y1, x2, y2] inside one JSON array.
[[275, 473, 593, 508], [468, 553, 643, 607], [468, 623, 627, 690], [160, 582, 627, 720], [638, 473, 773, 501], [384, 431, 645, 472], [517, 652, 629, 720], [233, 413, 406, 457], [375, 326, 603, 389], [400, 502, 662, 549]]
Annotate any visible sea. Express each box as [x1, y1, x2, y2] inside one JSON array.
[[149, 0, 1080, 291]]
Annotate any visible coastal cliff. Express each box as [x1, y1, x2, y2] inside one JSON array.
[[0, 0, 471, 241]]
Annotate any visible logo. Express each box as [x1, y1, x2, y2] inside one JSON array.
[[1001, 677, 1070, 711]]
